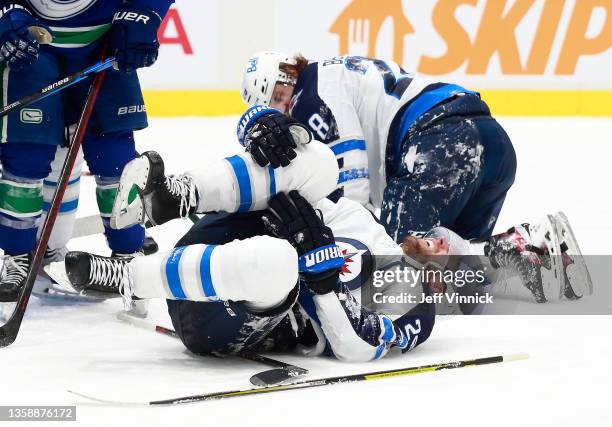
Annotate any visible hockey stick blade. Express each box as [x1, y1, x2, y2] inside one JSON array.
[[249, 367, 309, 387], [68, 353, 529, 406], [236, 351, 309, 386], [115, 312, 309, 386]]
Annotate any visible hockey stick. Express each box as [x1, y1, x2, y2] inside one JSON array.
[[69, 353, 529, 406], [115, 312, 309, 387], [0, 57, 115, 118], [0, 58, 109, 348]]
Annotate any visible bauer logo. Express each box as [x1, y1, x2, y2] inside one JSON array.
[[246, 58, 258, 73], [118, 105, 146, 115], [113, 11, 150, 24], [20, 109, 43, 124], [331, 0, 612, 76]]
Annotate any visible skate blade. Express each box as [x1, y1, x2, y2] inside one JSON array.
[[33, 287, 109, 305], [554, 212, 593, 297], [531, 215, 564, 302], [43, 262, 119, 303]]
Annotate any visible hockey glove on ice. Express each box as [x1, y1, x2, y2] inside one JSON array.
[[0, 4, 51, 71], [262, 191, 344, 294], [110, 4, 163, 72], [237, 106, 312, 169]]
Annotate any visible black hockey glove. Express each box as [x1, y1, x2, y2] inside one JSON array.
[[262, 191, 344, 294], [0, 4, 51, 71], [110, 3, 163, 72], [237, 106, 312, 169]]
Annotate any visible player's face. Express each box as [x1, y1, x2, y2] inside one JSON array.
[[270, 83, 295, 114], [402, 236, 449, 257]]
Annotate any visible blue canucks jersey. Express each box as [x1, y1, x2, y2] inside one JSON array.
[[0, 0, 173, 50]]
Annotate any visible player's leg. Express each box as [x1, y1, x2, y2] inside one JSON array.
[[33, 146, 85, 293], [67, 62, 148, 256], [380, 100, 485, 243], [110, 139, 339, 230], [59, 211, 301, 354], [82, 130, 145, 255], [381, 94, 517, 243], [451, 114, 517, 239], [40, 146, 84, 252], [0, 52, 64, 301], [170, 211, 301, 354], [0, 143, 58, 301]]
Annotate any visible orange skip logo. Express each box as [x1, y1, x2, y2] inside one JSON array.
[[330, 0, 611, 76]]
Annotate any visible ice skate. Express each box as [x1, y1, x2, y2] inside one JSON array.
[[111, 151, 199, 229], [0, 253, 31, 303], [526, 215, 565, 301], [487, 216, 563, 303], [32, 247, 88, 301], [33, 247, 69, 294], [64, 252, 133, 295]]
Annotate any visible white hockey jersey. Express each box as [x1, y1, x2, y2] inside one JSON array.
[[317, 195, 403, 297], [289, 56, 470, 210]]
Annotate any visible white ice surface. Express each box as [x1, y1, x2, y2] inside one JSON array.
[[1, 117, 611, 426]]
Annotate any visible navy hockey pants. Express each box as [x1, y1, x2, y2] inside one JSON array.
[[381, 94, 516, 243]]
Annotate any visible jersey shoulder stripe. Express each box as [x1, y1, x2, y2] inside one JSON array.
[[290, 63, 340, 144]]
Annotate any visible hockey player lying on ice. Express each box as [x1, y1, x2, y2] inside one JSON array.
[[58, 139, 434, 361], [53, 119, 591, 361]]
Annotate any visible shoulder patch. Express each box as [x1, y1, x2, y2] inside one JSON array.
[[290, 63, 339, 143]]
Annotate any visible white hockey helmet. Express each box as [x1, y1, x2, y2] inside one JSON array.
[[241, 51, 297, 107]]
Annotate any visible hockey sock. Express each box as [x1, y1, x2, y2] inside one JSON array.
[[130, 236, 298, 311], [0, 173, 43, 254], [38, 147, 82, 250], [187, 141, 338, 214], [96, 175, 144, 253]]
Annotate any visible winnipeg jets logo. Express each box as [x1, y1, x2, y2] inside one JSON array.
[[26, 0, 98, 20], [335, 237, 373, 291]]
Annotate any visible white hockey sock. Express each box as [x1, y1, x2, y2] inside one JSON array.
[[130, 236, 298, 311], [39, 147, 83, 250], [187, 140, 338, 214]]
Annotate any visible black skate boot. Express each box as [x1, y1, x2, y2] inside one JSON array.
[[0, 253, 32, 302], [111, 151, 199, 229], [143, 231, 159, 256], [64, 251, 133, 296]]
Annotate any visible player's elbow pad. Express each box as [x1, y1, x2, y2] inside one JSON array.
[[313, 291, 405, 363]]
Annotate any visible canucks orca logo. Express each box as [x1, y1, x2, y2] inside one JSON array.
[[335, 237, 373, 291], [26, 0, 98, 20]]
